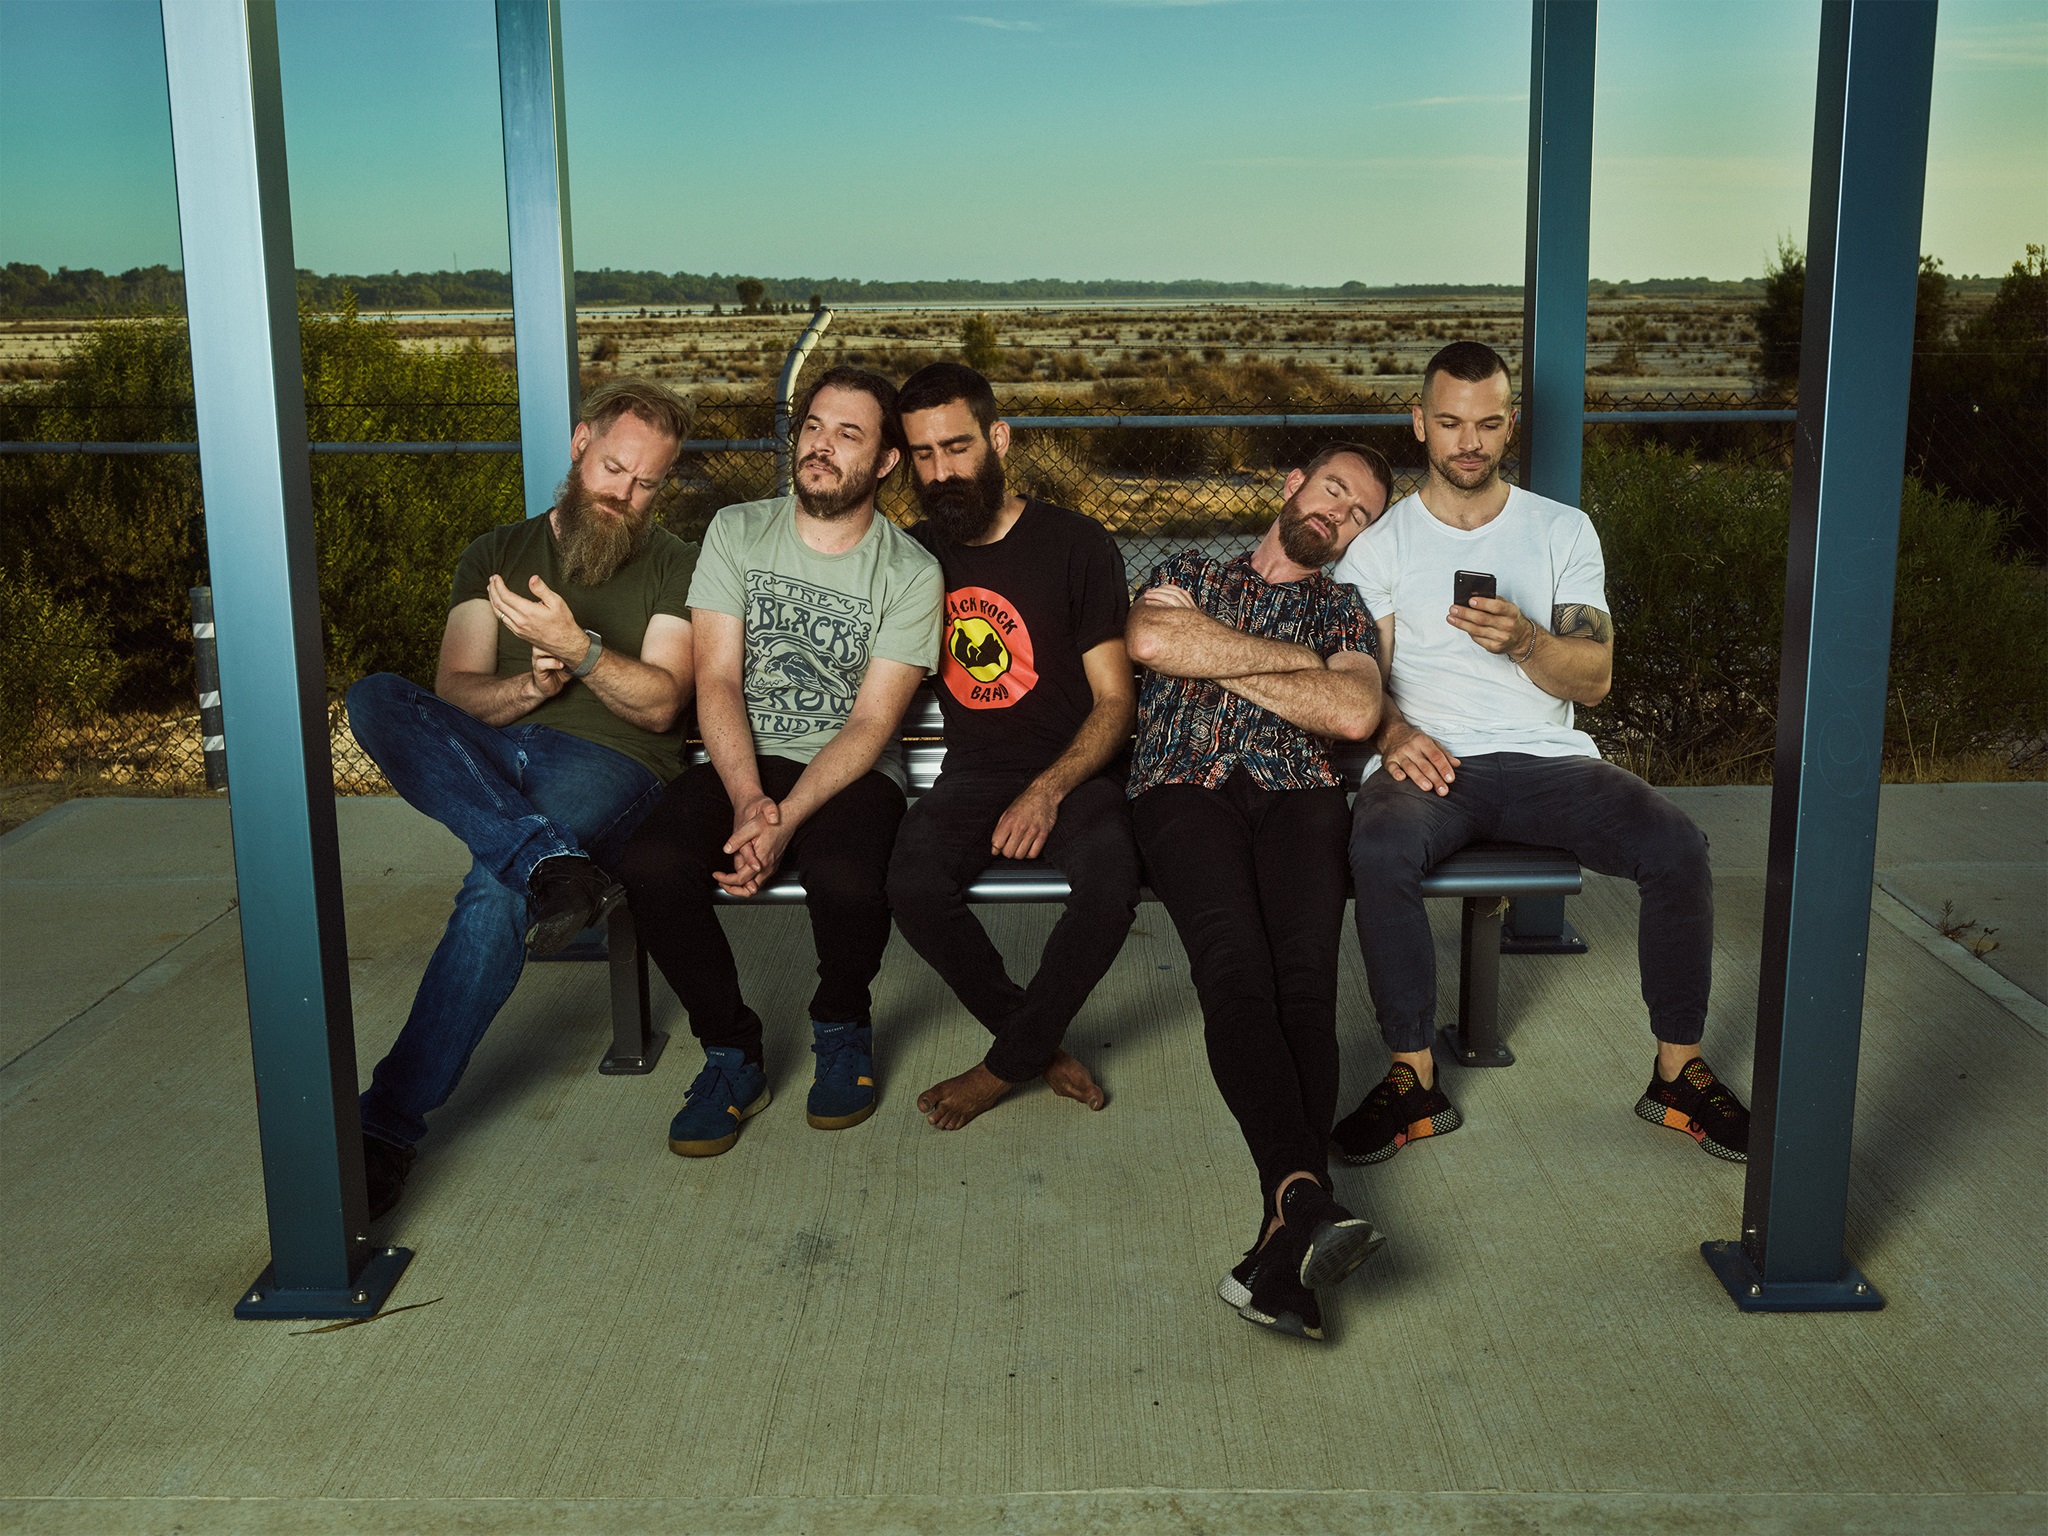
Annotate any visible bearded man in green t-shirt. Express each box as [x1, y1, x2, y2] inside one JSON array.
[[345, 379, 697, 1220], [618, 366, 943, 1158]]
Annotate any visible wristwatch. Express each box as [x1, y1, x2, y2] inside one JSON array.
[[570, 628, 603, 678]]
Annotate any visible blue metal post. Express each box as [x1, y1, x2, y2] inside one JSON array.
[[497, 0, 578, 519], [159, 0, 409, 1319], [1520, 0, 1597, 505], [1701, 0, 1938, 1314]]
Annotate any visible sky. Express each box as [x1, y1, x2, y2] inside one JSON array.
[[1, 0, 2042, 287]]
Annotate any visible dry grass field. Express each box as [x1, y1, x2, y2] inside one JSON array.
[[0, 292, 1888, 398]]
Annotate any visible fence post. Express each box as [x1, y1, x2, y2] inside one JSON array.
[[1700, 0, 1939, 1314], [160, 0, 409, 1319], [1520, 0, 1597, 506], [188, 586, 227, 791], [496, 0, 578, 520], [774, 307, 836, 495]]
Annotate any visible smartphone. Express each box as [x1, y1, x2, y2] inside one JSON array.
[[1454, 570, 1497, 608]]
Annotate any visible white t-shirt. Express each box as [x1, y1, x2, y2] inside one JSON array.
[[1333, 484, 1608, 763]]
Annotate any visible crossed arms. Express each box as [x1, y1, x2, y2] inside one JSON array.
[[1124, 585, 1381, 742]]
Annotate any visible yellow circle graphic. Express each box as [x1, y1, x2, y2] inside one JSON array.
[[950, 617, 1011, 683]]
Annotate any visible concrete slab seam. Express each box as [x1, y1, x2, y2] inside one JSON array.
[[1871, 883, 2048, 1039], [0, 903, 242, 1096]]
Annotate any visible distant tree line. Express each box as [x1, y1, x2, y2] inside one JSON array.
[[1752, 242, 2046, 552], [4, 263, 1852, 319]]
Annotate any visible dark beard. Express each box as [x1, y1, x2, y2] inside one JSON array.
[[553, 460, 652, 587], [915, 450, 1009, 544], [1429, 446, 1501, 492], [1275, 489, 1340, 568], [794, 449, 885, 520]]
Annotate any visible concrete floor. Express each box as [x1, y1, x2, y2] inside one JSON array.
[[1, 788, 2043, 1535]]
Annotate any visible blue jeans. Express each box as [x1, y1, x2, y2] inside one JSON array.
[[346, 673, 662, 1148]]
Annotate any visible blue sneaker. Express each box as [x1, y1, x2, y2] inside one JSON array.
[[668, 1047, 770, 1157], [806, 1019, 876, 1129]]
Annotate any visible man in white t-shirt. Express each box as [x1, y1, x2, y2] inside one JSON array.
[[1329, 342, 1749, 1168]]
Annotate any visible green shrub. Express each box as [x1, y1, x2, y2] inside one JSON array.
[[0, 561, 122, 773], [1582, 440, 2048, 777]]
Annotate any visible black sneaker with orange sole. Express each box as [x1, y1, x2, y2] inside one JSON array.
[[1635, 1056, 1749, 1162], [1330, 1063, 1464, 1165]]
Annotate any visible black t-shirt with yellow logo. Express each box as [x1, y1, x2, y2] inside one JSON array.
[[910, 500, 1129, 777]]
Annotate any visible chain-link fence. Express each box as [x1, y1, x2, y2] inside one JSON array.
[[4, 386, 2040, 791]]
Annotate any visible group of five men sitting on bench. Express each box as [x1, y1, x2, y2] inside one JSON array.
[[346, 342, 1749, 1343]]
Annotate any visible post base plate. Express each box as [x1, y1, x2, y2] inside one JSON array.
[[600, 1029, 669, 1076], [234, 1244, 413, 1321], [1701, 1240, 1885, 1312], [1436, 1028, 1515, 1068]]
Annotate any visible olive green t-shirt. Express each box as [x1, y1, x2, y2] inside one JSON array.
[[687, 496, 942, 788], [450, 517, 698, 781]]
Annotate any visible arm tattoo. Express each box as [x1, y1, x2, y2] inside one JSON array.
[[1551, 604, 1613, 645]]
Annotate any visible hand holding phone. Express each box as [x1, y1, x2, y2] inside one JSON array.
[[1454, 570, 1497, 609]]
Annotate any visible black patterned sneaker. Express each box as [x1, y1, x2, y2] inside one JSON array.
[[1278, 1177, 1386, 1290], [1237, 1226, 1326, 1342], [1219, 1214, 1278, 1310], [1635, 1056, 1749, 1162], [1330, 1063, 1464, 1165]]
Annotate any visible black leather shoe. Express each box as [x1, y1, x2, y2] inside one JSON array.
[[363, 1133, 415, 1222], [524, 855, 624, 957]]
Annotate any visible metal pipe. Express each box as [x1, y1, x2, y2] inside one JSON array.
[[1521, 0, 1599, 504], [160, 0, 407, 1321], [0, 410, 1796, 460], [495, 0, 578, 518], [188, 585, 227, 791], [773, 307, 835, 494], [1701, 0, 1939, 1316]]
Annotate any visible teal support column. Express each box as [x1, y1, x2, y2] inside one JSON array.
[[496, 0, 578, 518], [160, 0, 410, 1319], [1520, 0, 1597, 504], [1702, 0, 1939, 1313]]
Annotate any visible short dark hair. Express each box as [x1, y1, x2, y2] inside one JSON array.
[[1302, 441, 1395, 507], [794, 365, 904, 453], [1422, 340, 1512, 397], [581, 376, 693, 444], [895, 361, 999, 434]]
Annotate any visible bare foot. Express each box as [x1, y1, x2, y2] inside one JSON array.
[[1043, 1049, 1107, 1111], [918, 1062, 1014, 1130]]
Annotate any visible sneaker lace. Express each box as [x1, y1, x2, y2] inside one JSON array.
[[811, 1027, 865, 1079], [1680, 1060, 1739, 1117], [686, 1060, 737, 1106]]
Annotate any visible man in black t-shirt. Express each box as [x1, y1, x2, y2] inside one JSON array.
[[886, 363, 1142, 1129]]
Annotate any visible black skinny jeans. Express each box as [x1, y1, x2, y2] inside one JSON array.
[[1350, 753, 1713, 1052], [616, 755, 906, 1054], [886, 769, 1141, 1082], [1132, 771, 1352, 1203]]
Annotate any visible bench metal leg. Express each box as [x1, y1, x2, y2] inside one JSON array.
[[598, 904, 666, 1075], [1501, 893, 1588, 955], [1440, 896, 1516, 1068]]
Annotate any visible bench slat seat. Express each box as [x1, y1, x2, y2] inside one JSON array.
[[597, 687, 1583, 1076]]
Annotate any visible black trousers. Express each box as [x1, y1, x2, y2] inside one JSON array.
[[616, 755, 906, 1052], [1132, 771, 1352, 1202], [1350, 753, 1713, 1052], [886, 768, 1141, 1082]]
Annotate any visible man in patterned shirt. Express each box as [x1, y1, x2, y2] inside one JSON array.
[[1125, 443, 1393, 1342]]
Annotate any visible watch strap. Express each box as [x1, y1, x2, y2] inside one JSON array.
[[571, 629, 603, 678]]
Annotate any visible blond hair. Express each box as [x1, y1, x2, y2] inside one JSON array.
[[580, 377, 693, 445]]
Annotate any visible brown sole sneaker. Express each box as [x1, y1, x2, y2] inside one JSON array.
[[806, 1099, 877, 1131], [669, 1087, 771, 1156]]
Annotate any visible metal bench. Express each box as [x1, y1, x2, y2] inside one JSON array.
[[591, 691, 1584, 1077]]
